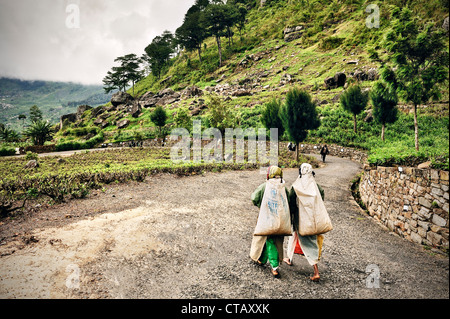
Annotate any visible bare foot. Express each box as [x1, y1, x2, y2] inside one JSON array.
[[283, 258, 292, 266], [272, 269, 281, 279], [310, 274, 320, 282]]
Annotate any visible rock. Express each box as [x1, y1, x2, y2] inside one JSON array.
[[367, 68, 379, 81], [283, 25, 304, 42], [284, 31, 303, 42], [353, 70, 368, 82], [324, 72, 346, 89], [111, 91, 134, 107], [334, 72, 346, 87], [127, 103, 142, 118], [231, 89, 252, 97], [76, 105, 92, 120], [346, 60, 359, 64], [432, 214, 447, 227], [181, 85, 203, 98], [280, 73, 295, 85], [60, 113, 77, 129], [157, 88, 175, 98], [91, 105, 105, 118], [25, 160, 39, 169], [418, 161, 432, 169], [117, 119, 130, 129], [364, 109, 373, 123]]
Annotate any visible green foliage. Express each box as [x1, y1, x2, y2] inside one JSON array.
[[150, 106, 168, 136], [370, 81, 399, 141], [261, 98, 285, 138], [319, 36, 344, 50], [144, 31, 176, 78], [206, 93, 234, 135], [340, 85, 369, 133], [381, 6, 449, 150], [25, 151, 38, 161], [29, 105, 43, 123], [0, 126, 20, 143], [281, 88, 320, 161], [0, 146, 16, 157], [24, 120, 53, 146]]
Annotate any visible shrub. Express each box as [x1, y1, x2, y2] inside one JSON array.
[[0, 146, 16, 157]]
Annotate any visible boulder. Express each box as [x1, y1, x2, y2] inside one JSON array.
[[76, 105, 92, 120], [353, 70, 368, 82], [60, 113, 77, 129], [283, 25, 304, 42], [117, 119, 130, 129], [334, 72, 346, 87], [127, 103, 142, 118], [367, 68, 379, 81], [25, 160, 39, 169], [111, 91, 134, 107]]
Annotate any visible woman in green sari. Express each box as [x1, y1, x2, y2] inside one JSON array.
[[249, 166, 293, 279]]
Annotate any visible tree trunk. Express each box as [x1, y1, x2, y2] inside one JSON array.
[[353, 114, 357, 133], [414, 104, 419, 151], [296, 142, 299, 162], [381, 123, 385, 142], [216, 35, 222, 66]]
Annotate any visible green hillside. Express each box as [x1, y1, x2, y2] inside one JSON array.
[[0, 77, 111, 131], [15, 0, 450, 168]]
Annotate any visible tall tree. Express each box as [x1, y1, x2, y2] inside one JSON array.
[[382, 6, 449, 151], [370, 81, 398, 142], [176, 8, 208, 63], [114, 54, 144, 96], [201, 2, 229, 66], [29, 105, 43, 123], [280, 88, 320, 162], [144, 31, 175, 79], [340, 85, 369, 133], [261, 98, 285, 149]]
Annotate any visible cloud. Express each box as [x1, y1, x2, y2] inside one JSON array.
[[0, 0, 195, 85]]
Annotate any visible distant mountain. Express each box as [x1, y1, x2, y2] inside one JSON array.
[[0, 77, 112, 131]]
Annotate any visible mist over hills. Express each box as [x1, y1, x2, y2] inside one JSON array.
[[0, 77, 112, 131]]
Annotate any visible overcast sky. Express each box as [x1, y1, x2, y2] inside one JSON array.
[[0, 0, 196, 85]]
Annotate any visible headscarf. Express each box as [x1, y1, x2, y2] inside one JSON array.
[[295, 163, 317, 197], [267, 165, 283, 180]]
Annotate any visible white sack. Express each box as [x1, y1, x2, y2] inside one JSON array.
[[293, 164, 333, 236], [253, 178, 292, 236]]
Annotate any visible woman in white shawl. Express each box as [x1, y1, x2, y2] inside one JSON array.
[[284, 163, 331, 282]]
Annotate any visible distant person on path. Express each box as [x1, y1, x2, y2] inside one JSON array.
[[250, 166, 294, 279], [283, 163, 327, 282], [320, 144, 329, 163]]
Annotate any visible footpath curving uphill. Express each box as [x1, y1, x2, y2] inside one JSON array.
[[0, 155, 448, 299]]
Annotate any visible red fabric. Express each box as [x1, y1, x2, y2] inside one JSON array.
[[294, 239, 304, 255]]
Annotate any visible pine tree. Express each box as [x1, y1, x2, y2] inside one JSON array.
[[370, 81, 398, 142], [280, 88, 320, 162], [340, 85, 369, 133]]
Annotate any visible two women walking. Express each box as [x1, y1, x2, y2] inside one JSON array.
[[250, 164, 332, 281]]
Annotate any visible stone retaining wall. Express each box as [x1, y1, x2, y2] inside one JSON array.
[[297, 143, 368, 163], [359, 165, 449, 252]]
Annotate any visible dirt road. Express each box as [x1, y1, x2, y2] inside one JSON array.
[[0, 155, 448, 299]]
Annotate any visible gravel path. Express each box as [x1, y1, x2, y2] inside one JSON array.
[[0, 154, 448, 300]]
